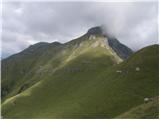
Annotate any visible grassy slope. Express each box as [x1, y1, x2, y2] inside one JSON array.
[[116, 97, 159, 119], [1, 42, 65, 101], [2, 35, 122, 102], [2, 44, 158, 118]]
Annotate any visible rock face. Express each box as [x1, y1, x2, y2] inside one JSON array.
[[87, 26, 133, 59], [108, 38, 133, 59], [87, 26, 104, 35]]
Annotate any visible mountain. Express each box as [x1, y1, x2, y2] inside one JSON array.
[[1, 26, 132, 101], [1, 26, 158, 118], [87, 26, 133, 59]]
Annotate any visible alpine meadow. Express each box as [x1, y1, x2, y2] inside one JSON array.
[[1, 1, 159, 119]]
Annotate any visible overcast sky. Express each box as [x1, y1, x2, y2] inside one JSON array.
[[1, 1, 159, 58]]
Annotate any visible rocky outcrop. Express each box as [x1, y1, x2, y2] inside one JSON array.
[[86, 26, 133, 59], [108, 38, 133, 59]]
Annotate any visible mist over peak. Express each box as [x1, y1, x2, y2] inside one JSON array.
[[2, 1, 158, 58]]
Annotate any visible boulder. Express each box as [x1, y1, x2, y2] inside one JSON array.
[[135, 67, 140, 71]]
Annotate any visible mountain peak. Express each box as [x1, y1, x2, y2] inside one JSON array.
[[87, 26, 104, 35]]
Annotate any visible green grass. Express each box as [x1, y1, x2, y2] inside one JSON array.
[[1, 43, 159, 118], [116, 97, 159, 119], [1, 35, 121, 102]]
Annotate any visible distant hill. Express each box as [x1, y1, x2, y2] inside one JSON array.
[[1, 26, 158, 118]]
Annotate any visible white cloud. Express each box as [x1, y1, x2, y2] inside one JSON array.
[[2, 1, 159, 58]]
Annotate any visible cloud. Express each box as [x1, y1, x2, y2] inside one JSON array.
[[2, 1, 159, 58]]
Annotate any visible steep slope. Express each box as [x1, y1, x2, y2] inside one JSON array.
[[86, 26, 133, 59], [108, 38, 133, 59], [2, 26, 131, 102], [1, 42, 158, 118], [1, 42, 64, 101]]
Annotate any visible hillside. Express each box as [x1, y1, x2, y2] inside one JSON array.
[[116, 97, 158, 119], [1, 26, 132, 102], [1, 26, 158, 118]]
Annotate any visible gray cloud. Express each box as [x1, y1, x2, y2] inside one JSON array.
[[2, 1, 159, 58]]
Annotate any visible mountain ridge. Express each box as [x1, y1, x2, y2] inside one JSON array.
[[2, 26, 133, 61], [1, 26, 132, 102], [1, 26, 158, 119], [2, 44, 158, 118]]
